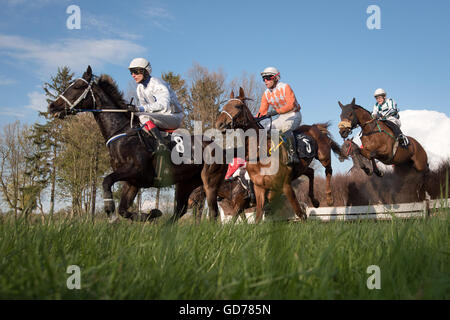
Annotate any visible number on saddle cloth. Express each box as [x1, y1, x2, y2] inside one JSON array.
[[294, 133, 317, 159]]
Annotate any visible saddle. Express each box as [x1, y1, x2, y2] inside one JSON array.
[[294, 133, 317, 159]]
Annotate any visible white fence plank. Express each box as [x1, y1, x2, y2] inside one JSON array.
[[218, 198, 449, 224]]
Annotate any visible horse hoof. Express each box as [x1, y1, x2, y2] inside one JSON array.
[[312, 199, 320, 208], [149, 209, 163, 219], [108, 215, 120, 224]]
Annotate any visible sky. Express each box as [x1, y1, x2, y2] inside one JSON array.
[[0, 0, 449, 175]]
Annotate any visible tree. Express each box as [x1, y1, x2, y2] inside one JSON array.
[[56, 113, 109, 217], [228, 71, 266, 114], [0, 122, 42, 217], [26, 66, 75, 215], [188, 63, 226, 131], [161, 71, 192, 130]]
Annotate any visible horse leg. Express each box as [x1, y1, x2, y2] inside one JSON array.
[[170, 177, 203, 223], [316, 141, 334, 206], [318, 159, 333, 206], [283, 182, 307, 221], [201, 163, 227, 222], [371, 158, 384, 177], [254, 184, 266, 223], [102, 167, 137, 217], [304, 167, 320, 208], [117, 182, 155, 222]]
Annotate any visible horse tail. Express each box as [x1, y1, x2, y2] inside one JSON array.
[[312, 121, 345, 158]]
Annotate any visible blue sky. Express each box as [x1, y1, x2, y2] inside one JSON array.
[[0, 0, 449, 173]]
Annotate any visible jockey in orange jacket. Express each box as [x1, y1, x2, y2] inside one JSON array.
[[257, 67, 302, 166]]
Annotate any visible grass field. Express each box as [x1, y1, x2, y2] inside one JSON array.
[[0, 211, 448, 300]]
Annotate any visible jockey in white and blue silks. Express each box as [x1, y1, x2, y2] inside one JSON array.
[[371, 88, 409, 147], [128, 57, 184, 152]]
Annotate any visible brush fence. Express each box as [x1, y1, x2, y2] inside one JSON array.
[[218, 198, 449, 224]]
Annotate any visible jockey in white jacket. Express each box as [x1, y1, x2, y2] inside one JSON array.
[[128, 57, 184, 152], [371, 88, 408, 147]]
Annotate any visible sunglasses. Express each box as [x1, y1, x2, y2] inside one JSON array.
[[130, 68, 145, 75]]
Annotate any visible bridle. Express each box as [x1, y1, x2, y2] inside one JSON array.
[[219, 99, 245, 129], [57, 77, 97, 113]]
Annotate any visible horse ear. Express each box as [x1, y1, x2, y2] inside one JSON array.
[[351, 97, 356, 105], [83, 65, 92, 82], [338, 101, 344, 109], [230, 91, 235, 99], [238, 87, 245, 100]]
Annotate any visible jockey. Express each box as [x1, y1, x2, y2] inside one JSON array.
[[256, 67, 302, 166], [127, 57, 184, 152], [371, 88, 409, 148], [224, 157, 256, 206]]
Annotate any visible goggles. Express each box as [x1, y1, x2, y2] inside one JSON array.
[[130, 68, 145, 75]]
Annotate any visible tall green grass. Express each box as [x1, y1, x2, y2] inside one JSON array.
[[0, 213, 448, 299]]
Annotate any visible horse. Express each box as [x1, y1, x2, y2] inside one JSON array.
[[340, 138, 373, 175], [214, 88, 343, 222], [48, 65, 206, 222], [337, 98, 429, 176], [188, 174, 252, 223]]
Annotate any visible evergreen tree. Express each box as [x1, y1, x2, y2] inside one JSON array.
[[26, 66, 74, 215]]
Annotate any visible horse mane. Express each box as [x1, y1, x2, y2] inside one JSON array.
[[352, 104, 371, 115], [97, 74, 127, 108]]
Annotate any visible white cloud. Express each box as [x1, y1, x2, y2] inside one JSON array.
[[0, 33, 146, 75], [143, 5, 175, 31], [24, 91, 48, 112], [353, 109, 450, 171]]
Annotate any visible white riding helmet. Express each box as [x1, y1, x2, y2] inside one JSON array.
[[261, 66, 280, 80], [128, 57, 152, 75], [374, 88, 386, 97]]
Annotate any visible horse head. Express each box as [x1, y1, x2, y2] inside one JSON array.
[[48, 66, 96, 119], [215, 87, 254, 132], [337, 98, 359, 138]]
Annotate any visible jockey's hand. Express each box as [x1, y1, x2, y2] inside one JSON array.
[[128, 104, 145, 113]]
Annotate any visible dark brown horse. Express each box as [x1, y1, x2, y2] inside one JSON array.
[[48, 66, 206, 222], [340, 138, 373, 175], [214, 88, 342, 222], [338, 98, 429, 175], [188, 174, 252, 222]]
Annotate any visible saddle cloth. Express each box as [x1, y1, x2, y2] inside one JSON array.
[[294, 133, 317, 159]]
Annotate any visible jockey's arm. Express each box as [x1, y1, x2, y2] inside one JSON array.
[[140, 81, 171, 113], [256, 94, 269, 117], [276, 84, 299, 114]]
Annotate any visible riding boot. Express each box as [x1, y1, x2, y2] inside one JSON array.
[[384, 120, 409, 148], [282, 130, 300, 166], [145, 126, 172, 185], [248, 179, 256, 206], [239, 171, 256, 206]]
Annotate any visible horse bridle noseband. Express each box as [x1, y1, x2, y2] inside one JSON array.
[[58, 77, 97, 113]]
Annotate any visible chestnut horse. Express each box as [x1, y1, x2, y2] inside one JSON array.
[[214, 88, 342, 222], [338, 98, 429, 176]]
